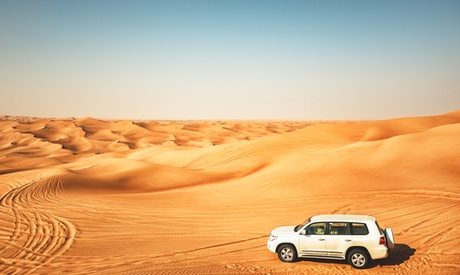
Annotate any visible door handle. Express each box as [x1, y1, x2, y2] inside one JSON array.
[[318, 238, 325, 241], [345, 239, 352, 242]]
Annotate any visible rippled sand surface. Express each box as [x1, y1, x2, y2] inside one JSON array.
[[1, 111, 459, 274]]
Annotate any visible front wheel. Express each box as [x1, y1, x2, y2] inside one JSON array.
[[348, 249, 369, 269], [277, 244, 297, 262]]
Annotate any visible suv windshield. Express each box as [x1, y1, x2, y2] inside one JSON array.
[[294, 217, 311, 232]]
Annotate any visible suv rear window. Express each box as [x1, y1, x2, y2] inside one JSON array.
[[375, 221, 384, 234], [351, 223, 369, 235]]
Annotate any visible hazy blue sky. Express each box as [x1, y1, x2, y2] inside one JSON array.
[[1, 0, 459, 120]]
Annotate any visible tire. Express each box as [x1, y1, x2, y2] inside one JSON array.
[[277, 244, 297, 262], [348, 248, 369, 269], [384, 228, 395, 249]]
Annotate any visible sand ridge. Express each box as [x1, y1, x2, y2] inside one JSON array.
[[0, 110, 459, 274]]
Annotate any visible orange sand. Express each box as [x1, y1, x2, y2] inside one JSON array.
[[0, 111, 459, 274]]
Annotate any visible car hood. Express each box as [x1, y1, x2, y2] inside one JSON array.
[[271, 226, 296, 235]]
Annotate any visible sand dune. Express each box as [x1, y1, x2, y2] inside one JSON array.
[[0, 111, 459, 274]]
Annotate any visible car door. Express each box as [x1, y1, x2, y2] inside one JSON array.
[[325, 222, 351, 259], [298, 222, 327, 256]]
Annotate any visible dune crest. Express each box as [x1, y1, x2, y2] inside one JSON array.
[[0, 111, 459, 274]]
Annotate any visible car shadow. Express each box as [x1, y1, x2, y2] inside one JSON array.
[[296, 243, 415, 269], [297, 257, 349, 266], [374, 243, 416, 267]]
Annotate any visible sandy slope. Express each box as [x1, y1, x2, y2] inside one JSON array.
[[0, 111, 459, 274]]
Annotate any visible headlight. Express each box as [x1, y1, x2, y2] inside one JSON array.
[[269, 234, 278, 242]]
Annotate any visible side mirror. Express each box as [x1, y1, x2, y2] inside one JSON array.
[[300, 229, 306, 235]]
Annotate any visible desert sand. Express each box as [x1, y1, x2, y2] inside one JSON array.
[[0, 111, 459, 274]]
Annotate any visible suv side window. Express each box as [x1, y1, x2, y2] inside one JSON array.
[[350, 223, 369, 235], [328, 222, 350, 235], [306, 222, 326, 235]]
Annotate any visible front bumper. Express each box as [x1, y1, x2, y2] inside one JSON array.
[[267, 240, 277, 253]]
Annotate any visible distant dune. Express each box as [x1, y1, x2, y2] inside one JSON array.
[[0, 111, 459, 274]]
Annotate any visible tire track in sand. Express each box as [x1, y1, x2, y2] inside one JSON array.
[[0, 174, 76, 274]]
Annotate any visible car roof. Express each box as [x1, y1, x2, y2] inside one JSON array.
[[310, 214, 376, 222]]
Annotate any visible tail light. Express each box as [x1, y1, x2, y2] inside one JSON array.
[[379, 236, 386, 245]]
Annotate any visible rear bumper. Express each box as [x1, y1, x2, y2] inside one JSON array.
[[369, 246, 388, 260]]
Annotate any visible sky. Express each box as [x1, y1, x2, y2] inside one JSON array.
[[1, 0, 459, 120]]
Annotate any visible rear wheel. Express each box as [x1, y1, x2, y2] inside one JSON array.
[[277, 244, 297, 262], [348, 249, 369, 269]]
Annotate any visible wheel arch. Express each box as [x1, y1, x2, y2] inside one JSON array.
[[276, 242, 297, 253], [346, 246, 370, 258]]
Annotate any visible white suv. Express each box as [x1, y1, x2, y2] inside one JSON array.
[[267, 214, 394, 269]]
